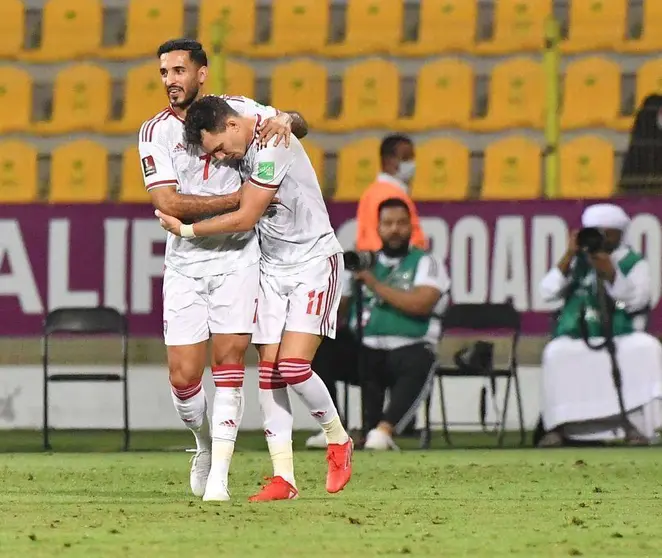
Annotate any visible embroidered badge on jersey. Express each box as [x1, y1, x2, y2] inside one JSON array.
[[142, 155, 157, 177], [257, 162, 275, 181]]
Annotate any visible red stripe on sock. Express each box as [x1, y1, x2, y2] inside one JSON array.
[[259, 361, 287, 389], [212, 366, 245, 388], [171, 380, 202, 400], [277, 359, 313, 385]]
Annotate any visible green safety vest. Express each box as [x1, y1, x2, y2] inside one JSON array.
[[349, 249, 432, 338], [553, 249, 643, 339]]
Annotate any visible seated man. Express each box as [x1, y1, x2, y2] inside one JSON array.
[[538, 203, 662, 446], [309, 198, 450, 450]]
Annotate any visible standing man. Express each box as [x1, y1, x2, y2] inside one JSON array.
[[156, 96, 354, 501], [139, 39, 307, 501], [356, 134, 427, 252]]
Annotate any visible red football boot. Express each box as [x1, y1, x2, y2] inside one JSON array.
[[248, 476, 298, 502], [326, 438, 353, 493]]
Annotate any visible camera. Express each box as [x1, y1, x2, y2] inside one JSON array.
[[343, 250, 377, 272], [577, 227, 606, 254]]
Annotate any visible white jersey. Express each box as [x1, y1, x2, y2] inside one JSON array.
[[138, 96, 277, 278], [239, 122, 343, 276]]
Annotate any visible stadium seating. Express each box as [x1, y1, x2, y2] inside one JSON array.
[[618, 0, 662, 53], [104, 62, 165, 134], [49, 140, 108, 203], [399, 59, 474, 131], [609, 58, 662, 131], [410, 139, 470, 201], [469, 57, 545, 131], [198, 0, 257, 55], [223, 60, 256, 98], [301, 140, 325, 190], [559, 136, 615, 198], [334, 137, 381, 201], [560, 56, 621, 130], [119, 145, 151, 203], [0, 0, 24, 60], [35, 64, 111, 135], [475, 0, 551, 55], [0, 141, 39, 203], [0, 67, 32, 133], [251, 0, 329, 57], [561, 0, 627, 53], [20, 0, 102, 62], [481, 136, 542, 199], [321, 59, 399, 131], [325, 0, 403, 57], [271, 60, 327, 128], [396, 0, 477, 56], [100, 0, 184, 60]]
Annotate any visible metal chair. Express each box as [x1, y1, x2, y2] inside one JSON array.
[[42, 307, 129, 451], [421, 301, 525, 448]]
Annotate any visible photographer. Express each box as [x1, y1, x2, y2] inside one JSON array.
[[538, 203, 662, 447], [308, 198, 449, 450]]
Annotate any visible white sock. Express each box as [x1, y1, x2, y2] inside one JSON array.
[[170, 380, 211, 451], [278, 359, 349, 445], [210, 365, 245, 485], [259, 361, 296, 486]]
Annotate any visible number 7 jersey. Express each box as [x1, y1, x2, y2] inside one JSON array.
[[239, 127, 343, 276]]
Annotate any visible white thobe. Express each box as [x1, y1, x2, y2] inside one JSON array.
[[539, 247, 662, 441]]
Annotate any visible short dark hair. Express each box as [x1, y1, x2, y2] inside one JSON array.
[[157, 39, 208, 67], [380, 134, 412, 160], [184, 96, 240, 146], [378, 197, 410, 218]]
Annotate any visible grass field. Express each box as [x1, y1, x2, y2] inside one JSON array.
[[0, 431, 660, 557]]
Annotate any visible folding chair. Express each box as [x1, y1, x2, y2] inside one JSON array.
[[421, 302, 525, 448], [43, 307, 129, 451]]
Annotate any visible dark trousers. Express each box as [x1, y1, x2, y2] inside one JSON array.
[[312, 328, 435, 434], [361, 343, 436, 434]]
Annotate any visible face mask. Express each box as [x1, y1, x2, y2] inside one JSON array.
[[395, 160, 416, 184]]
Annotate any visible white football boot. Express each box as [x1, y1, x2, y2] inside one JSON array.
[[202, 470, 231, 502], [189, 449, 211, 497]]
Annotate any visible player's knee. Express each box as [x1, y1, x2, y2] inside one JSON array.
[[169, 363, 203, 389], [212, 335, 249, 366]]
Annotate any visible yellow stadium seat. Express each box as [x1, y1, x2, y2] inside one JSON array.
[[482, 136, 542, 199], [470, 57, 545, 131], [0, 0, 24, 59], [559, 136, 614, 198], [100, 0, 184, 60], [322, 59, 399, 131], [399, 59, 473, 131], [0, 141, 38, 203], [561, 0, 627, 53], [561, 57, 621, 130], [334, 138, 381, 201], [50, 141, 108, 203], [221, 60, 256, 98], [251, 0, 329, 57], [609, 58, 662, 131], [325, 0, 403, 57], [410, 139, 470, 201], [198, 0, 256, 55], [301, 140, 325, 189], [475, 0, 552, 55], [270, 60, 327, 128], [104, 62, 165, 134], [35, 64, 111, 135], [619, 0, 662, 53], [396, 0, 477, 56], [0, 67, 32, 133], [119, 146, 151, 203], [20, 0, 101, 62]]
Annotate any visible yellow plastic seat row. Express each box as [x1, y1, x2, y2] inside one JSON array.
[[333, 136, 616, 202]]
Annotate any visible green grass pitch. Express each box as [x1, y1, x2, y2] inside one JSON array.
[[0, 430, 660, 557]]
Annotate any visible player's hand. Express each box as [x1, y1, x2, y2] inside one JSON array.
[[155, 210, 183, 236], [353, 270, 377, 288], [567, 229, 579, 255], [256, 113, 292, 148]]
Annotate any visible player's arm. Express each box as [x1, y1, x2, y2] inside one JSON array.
[[157, 142, 293, 236], [139, 132, 239, 220], [226, 96, 307, 145]]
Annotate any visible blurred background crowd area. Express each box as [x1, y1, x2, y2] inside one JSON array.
[[2, 0, 662, 204]]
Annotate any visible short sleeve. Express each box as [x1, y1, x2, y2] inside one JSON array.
[[223, 95, 279, 119], [248, 139, 294, 191], [137, 127, 178, 191], [414, 255, 451, 293]]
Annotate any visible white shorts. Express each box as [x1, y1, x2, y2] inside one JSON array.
[[252, 254, 343, 345], [162, 263, 259, 346]]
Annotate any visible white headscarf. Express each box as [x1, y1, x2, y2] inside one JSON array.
[[581, 203, 630, 232]]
